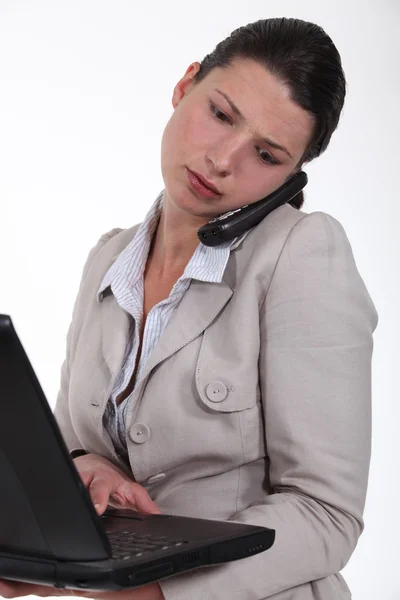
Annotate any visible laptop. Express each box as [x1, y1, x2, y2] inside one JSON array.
[[0, 314, 275, 591]]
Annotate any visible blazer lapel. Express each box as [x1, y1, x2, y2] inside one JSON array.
[[100, 289, 132, 381], [138, 278, 233, 382], [99, 274, 232, 385], [98, 221, 236, 392]]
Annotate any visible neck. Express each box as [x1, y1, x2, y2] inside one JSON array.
[[147, 193, 208, 279]]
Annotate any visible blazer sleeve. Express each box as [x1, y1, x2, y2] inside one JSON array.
[[159, 211, 379, 600], [54, 228, 122, 453]]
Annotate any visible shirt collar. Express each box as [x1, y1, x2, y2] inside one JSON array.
[[97, 190, 252, 301]]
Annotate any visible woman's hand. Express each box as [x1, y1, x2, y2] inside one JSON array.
[[0, 454, 165, 598], [73, 453, 161, 516], [0, 580, 164, 599]]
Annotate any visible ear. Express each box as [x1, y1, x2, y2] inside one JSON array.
[[171, 62, 201, 108]]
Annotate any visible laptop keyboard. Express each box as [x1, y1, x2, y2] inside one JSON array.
[[107, 530, 190, 560]]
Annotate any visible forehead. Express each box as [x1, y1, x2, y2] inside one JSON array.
[[202, 58, 314, 157]]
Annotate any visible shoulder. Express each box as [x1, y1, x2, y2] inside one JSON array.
[[81, 223, 140, 279], [281, 208, 355, 263], [243, 203, 350, 252], [236, 205, 363, 306], [249, 203, 354, 257], [274, 204, 351, 243], [236, 204, 352, 278], [95, 223, 140, 254], [68, 223, 141, 324]]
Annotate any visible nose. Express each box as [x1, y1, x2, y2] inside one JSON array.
[[205, 135, 244, 176]]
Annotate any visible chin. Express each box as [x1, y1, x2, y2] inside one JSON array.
[[165, 174, 221, 220]]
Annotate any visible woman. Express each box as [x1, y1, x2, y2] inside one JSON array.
[[0, 16, 378, 600]]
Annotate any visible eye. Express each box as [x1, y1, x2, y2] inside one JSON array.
[[208, 101, 279, 166], [208, 101, 231, 124], [257, 147, 279, 166]]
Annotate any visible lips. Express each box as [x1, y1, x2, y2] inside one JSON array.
[[189, 170, 221, 195]]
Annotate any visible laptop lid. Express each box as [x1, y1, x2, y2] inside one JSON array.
[[0, 314, 111, 562]]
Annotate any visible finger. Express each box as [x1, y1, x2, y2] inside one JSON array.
[[88, 479, 111, 515], [0, 579, 27, 598], [0, 579, 18, 598], [107, 497, 125, 509], [127, 485, 162, 515], [75, 470, 94, 488], [0, 579, 64, 597], [108, 491, 131, 508]]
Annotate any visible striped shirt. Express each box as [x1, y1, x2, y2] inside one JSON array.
[[97, 189, 250, 458]]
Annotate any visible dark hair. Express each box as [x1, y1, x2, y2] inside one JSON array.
[[192, 17, 346, 209]]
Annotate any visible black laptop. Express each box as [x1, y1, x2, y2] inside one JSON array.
[[0, 314, 275, 591]]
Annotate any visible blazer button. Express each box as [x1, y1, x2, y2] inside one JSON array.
[[205, 381, 228, 402], [129, 423, 150, 444], [146, 473, 166, 484]]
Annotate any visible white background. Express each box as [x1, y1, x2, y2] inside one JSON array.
[[0, 1, 398, 598]]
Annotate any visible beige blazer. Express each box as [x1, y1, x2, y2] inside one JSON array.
[[54, 202, 378, 600]]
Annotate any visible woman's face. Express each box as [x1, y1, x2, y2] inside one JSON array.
[[160, 57, 315, 223]]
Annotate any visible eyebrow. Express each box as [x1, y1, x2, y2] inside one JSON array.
[[214, 88, 293, 159]]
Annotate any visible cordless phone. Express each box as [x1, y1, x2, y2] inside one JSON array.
[[197, 170, 308, 247]]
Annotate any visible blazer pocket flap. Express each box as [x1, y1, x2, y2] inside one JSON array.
[[195, 374, 258, 412]]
